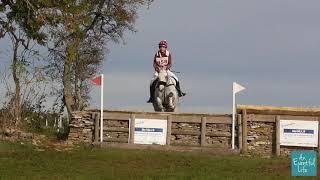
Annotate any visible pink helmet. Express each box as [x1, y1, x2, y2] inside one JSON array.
[[158, 40, 168, 48]]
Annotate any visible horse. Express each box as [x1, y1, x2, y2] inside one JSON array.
[[152, 68, 179, 112]]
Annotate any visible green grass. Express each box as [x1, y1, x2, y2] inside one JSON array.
[[0, 141, 317, 180]]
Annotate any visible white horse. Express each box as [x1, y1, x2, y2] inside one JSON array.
[[153, 67, 179, 112]]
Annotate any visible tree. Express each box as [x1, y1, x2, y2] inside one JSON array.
[[48, 34, 104, 112], [47, 0, 154, 116], [0, 0, 155, 121], [0, 0, 50, 127], [73, 36, 104, 110], [1, 28, 48, 127]]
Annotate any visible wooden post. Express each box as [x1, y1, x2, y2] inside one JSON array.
[[129, 113, 135, 144], [242, 109, 248, 154], [237, 114, 242, 150], [317, 117, 320, 154], [166, 115, 172, 145], [94, 113, 99, 143], [201, 117, 207, 146], [275, 115, 280, 156]]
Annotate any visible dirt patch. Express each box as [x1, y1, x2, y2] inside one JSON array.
[[0, 128, 75, 151], [98, 143, 240, 156]]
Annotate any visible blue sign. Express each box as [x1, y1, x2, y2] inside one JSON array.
[[135, 128, 163, 132], [284, 129, 314, 134], [291, 151, 317, 176]]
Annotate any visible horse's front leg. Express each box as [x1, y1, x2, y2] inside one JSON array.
[[156, 97, 164, 112], [166, 92, 176, 112]]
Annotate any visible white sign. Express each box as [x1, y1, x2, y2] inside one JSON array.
[[280, 120, 319, 147], [133, 119, 167, 145]]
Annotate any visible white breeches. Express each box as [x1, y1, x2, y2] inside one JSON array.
[[150, 70, 178, 85]]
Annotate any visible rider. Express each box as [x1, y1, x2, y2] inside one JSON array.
[[147, 40, 186, 103]]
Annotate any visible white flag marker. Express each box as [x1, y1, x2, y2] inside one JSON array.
[[232, 82, 246, 149]]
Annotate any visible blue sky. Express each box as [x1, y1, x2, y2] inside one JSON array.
[[2, 0, 320, 113]]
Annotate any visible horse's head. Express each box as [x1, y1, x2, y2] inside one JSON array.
[[158, 67, 168, 90], [158, 68, 167, 82]]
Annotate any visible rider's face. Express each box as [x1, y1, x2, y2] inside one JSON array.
[[159, 46, 166, 52]]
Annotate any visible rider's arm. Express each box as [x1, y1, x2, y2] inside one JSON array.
[[167, 53, 172, 70], [153, 54, 159, 72]]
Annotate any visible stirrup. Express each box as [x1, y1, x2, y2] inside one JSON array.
[[179, 92, 186, 97], [147, 98, 153, 103]]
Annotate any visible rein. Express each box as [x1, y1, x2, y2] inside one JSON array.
[[166, 83, 175, 87]]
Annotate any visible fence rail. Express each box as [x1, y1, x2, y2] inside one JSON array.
[[89, 110, 235, 147]]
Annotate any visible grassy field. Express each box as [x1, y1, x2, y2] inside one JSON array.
[[0, 141, 317, 180]]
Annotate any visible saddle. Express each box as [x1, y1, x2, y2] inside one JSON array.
[[154, 76, 177, 88]]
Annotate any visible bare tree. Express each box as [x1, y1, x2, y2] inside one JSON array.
[[0, 0, 50, 128]]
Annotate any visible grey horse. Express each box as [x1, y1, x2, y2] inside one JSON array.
[[153, 68, 179, 112]]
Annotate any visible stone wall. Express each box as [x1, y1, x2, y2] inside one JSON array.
[[69, 110, 234, 150], [239, 105, 320, 157], [69, 106, 320, 157], [68, 111, 95, 144], [105, 120, 129, 143], [247, 122, 275, 156], [171, 123, 201, 146], [246, 120, 318, 157], [206, 123, 232, 148]]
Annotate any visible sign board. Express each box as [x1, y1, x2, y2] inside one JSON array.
[[133, 118, 167, 145], [280, 120, 318, 147], [291, 150, 317, 176]]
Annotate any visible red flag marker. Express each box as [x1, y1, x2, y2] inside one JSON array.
[[92, 74, 104, 142], [92, 76, 102, 86]]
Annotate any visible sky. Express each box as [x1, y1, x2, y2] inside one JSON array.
[[2, 0, 320, 113]]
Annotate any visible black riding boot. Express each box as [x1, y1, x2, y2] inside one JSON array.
[[147, 81, 157, 103], [176, 81, 186, 97]]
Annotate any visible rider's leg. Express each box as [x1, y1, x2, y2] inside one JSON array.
[[147, 72, 158, 103], [167, 70, 186, 97], [147, 81, 157, 103], [176, 81, 186, 97]]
